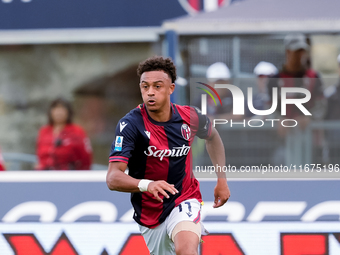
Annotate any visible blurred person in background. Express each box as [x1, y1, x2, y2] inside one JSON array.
[[245, 61, 278, 119], [267, 34, 326, 165], [0, 147, 5, 171], [205, 62, 244, 120], [268, 33, 326, 132], [324, 54, 340, 120], [205, 62, 250, 168], [239, 62, 279, 167], [36, 98, 92, 170], [192, 62, 233, 167], [323, 54, 340, 163]]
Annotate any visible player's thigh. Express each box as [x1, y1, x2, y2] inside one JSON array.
[[174, 229, 200, 255], [166, 199, 202, 254], [139, 223, 175, 255], [166, 198, 202, 239]]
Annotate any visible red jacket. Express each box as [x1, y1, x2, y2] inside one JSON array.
[[36, 124, 92, 170], [0, 148, 5, 171]]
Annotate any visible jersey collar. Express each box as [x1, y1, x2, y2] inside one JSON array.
[[142, 103, 177, 126]]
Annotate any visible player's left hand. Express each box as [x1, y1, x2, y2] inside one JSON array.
[[213, 178, 230, 208]]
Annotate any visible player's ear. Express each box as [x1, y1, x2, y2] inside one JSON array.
[[169, 83, 175, 95]]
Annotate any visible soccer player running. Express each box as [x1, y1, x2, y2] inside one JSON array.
[[106, 56, 230, 255]]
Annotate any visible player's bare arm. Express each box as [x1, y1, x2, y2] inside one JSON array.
[[106, 162, 178, 202], [205, 127, 231, 208]]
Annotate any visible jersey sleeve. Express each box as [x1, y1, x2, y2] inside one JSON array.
[[191, 106, 212, 139], [109, 118, 137, 164]]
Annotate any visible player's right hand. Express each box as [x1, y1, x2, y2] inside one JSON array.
[[147, 181, 179, 202]]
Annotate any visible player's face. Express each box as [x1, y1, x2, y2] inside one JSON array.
[[50, 104, 68, 125], [140, 71, 175, 112]]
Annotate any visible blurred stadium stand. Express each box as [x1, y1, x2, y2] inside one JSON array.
[[0, 0, 340, 169], [181, 35, 285, 78]]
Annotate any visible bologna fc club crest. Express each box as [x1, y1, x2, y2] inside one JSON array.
[[181, 124, 191, 141], [178, 0, 228, 14]]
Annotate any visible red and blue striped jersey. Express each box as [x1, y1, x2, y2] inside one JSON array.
[[109, 103, 212, 228]]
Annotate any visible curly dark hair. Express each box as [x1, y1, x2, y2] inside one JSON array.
[[137, 56, 177, 83]]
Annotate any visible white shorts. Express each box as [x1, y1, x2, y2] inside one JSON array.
[[139, 198, 205, 255]]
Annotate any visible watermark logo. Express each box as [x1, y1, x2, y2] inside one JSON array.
[[196, 82, 312, 128], [197, 82, 223, 115]]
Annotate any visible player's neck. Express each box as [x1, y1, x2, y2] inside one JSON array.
[[146, 103, 172, 123]]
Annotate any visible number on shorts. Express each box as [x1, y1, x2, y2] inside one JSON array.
[[185, 202, 192, 213], [178, 202, 191, 213]]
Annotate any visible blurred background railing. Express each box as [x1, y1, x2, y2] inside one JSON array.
[[3, 121, 339, 171]]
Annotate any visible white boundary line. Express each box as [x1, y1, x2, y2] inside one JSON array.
[[0, 171, 107, 182], [1, 171, 340, 182]]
